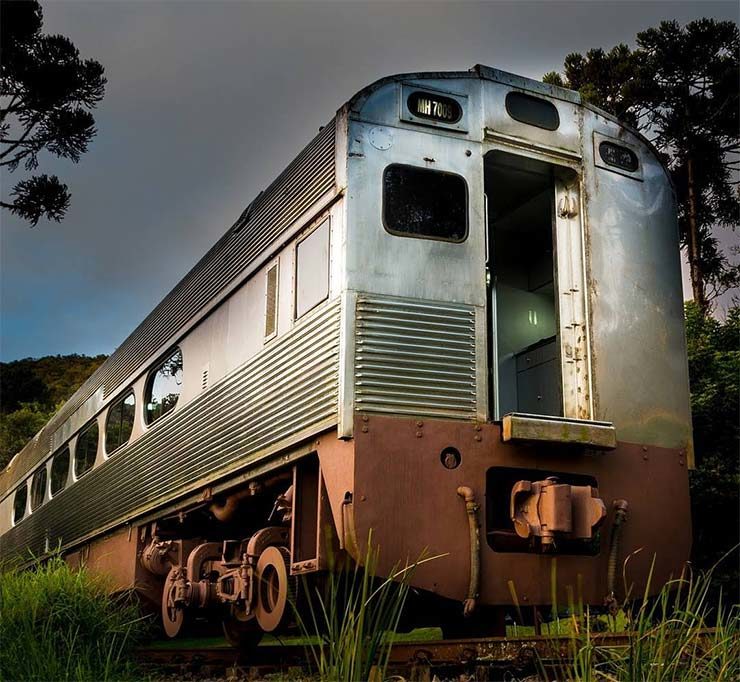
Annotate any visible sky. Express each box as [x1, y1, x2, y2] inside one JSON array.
[[1, 0, 738, 362]]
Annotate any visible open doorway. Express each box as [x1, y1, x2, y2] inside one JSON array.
[[485, 151, 563, 419]]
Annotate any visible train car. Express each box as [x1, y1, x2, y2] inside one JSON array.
[[0, 65, 692, 641]]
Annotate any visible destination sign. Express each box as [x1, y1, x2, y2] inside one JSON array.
[[407, 91, 463, 124], [599, 141, 639, 172]]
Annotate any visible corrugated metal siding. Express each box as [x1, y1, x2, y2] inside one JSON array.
[[1, 121, 336, 497], [1, 300, 341, 560], [101, 120, 336, 397], [354, 296, 477, 418]]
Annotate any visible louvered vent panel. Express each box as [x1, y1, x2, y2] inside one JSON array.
[[355, 296, 477, 419], [0, 121, 336, 496], [264, 263, 279, 338]]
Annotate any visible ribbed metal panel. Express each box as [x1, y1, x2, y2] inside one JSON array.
[[102, 121, 336, 397], [355, 296, 477, 418], [1, 121, 336, 497], [1, 301, 340, 560]]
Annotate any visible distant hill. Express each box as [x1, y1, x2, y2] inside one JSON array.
[[0, 354, 108, 469]]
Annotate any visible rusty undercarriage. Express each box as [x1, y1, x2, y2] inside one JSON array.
[[65, 413, 690, 645]]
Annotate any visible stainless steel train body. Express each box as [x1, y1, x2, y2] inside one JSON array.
[[0, 66, 692, 635]]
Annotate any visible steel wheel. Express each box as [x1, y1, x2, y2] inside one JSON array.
[[161, 567, 185, 638], [254, 545, 291, 632], [222, 610, 263, 650]]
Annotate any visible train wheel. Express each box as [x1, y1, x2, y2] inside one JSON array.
[[222, 605, 263, 649], [254, 546, 292, 632], [161, 567, 186, 638]]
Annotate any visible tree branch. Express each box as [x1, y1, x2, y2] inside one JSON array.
[[0, 95, 20, 122], [0, 146, 34, 167], [0, 114, 41, 161]]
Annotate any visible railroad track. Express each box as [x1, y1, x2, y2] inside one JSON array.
[[138, 630, 708, 680]]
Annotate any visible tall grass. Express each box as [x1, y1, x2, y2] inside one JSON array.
[[537, 556, 740, 682], [294, 531, 440, 682], [0, 554, 148, 682]]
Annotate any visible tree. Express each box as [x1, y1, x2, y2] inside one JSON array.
[[684, 301, 739, 603], [0, 354, 107, 468], [0, 0, 106, 226], [545, 19, 739, 313], [0, 402, 54, 469], [0, 361, 49, 412]]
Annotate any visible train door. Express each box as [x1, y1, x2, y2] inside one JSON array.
[[485, 150, 590, 421]]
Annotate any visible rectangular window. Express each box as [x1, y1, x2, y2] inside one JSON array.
[[265, 262, 279, 338], [383, 164, 468, 242], [295, 219, 330, 319]]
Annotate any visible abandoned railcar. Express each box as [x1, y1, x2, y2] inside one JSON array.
[[0, 65, 692, 639]]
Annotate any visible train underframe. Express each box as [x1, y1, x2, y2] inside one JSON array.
[[67, 413, 691, 643]]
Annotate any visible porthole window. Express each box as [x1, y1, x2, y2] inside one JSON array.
[[13, 484, 27, 525], [145, 348, 183, 425], [295, 220, 330, 319], [505, 91, 560, 131], [383, 164, 468, 242], [105, 391, 135, 454], [31, 467, 47, 511], [75, 421, 99, 479], [50, 446, 70, 496]]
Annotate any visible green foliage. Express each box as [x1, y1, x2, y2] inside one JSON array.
[[0, 554, 148, 681], [546, 44, 640, 126], [0, 354, 108, 411], [0, 402, 54, 470], [544, 19, 739, 310], [685, 302, 739, 603], [0, 354, 107, 469], [0, 0, 106, 226], [295, 532, 436, 682], [539, 559, 740, 681]]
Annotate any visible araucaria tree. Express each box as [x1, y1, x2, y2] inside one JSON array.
[[0, 0, 106, 226], [544, 19, 739, 313]]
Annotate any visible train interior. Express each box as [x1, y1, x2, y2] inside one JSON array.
[[485, 151, 561, 419]]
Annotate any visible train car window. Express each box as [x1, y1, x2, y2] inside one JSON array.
[[145, 348, 183, 425], [31, 467, 47, 511], [105, 392, 135, 454], [295, 220, 330, 319], [265, 262, 279, 338], [75, 421, 99, 479], [50, 446, 70, 496], [505, 91, 560, 131], [13, 484, 27, 524], [383, 164, 468, 242]]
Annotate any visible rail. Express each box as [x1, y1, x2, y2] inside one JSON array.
[[136, 630, 718, 679]]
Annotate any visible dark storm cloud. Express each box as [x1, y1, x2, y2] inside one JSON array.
[[1, 0, 738, 360]]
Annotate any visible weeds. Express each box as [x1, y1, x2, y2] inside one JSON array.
[[0, 553, 148, 682], [293, 530, 441, 682], [535, 555, 740, 682]]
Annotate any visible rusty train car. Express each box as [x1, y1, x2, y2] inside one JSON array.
[[0, 65, 693, 641]]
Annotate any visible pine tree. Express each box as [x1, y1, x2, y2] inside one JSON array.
[[1, 0, 106, 226], [545, 19, 739, 313]]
